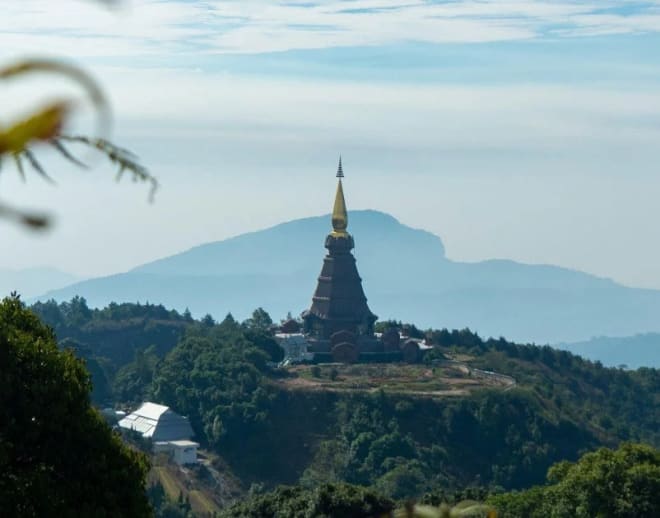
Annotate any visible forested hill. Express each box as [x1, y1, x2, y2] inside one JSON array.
[[31, 299, 660, 499], [36, 209, 660, 348], [30, 298, 194, 404]]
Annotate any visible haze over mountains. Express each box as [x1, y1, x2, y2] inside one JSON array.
[[33, 210, 660, 358], [559, 334, 660, 369], [0, 267, 78, 299], [28, 210, 660, 364]]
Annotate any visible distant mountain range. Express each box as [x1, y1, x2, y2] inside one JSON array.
[[0, 267, 78, 299], [559, 334, 660, 369], [29, 210, 660, 365]]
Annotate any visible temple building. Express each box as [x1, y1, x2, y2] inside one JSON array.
[[274, 158, 430, 364], [300, 159, 412, 363]]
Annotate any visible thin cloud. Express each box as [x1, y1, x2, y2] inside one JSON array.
[[3, 1, 660, 57]]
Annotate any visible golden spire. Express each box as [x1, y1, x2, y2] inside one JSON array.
[[331, 156, 349, 237]]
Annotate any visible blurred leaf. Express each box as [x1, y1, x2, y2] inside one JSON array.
[[23, 149, 56, 184], [0, 58, 110, 150], [51, 139, 87, 168], [12, 153, 26, 181], [0, 57, 157, 229], [394, 502, 496, 518], [0, 102, 70, 154], [0, 201, 49, 231], [59, 135, 158, 201]]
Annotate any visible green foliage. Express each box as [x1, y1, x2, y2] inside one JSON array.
[[488, 443, 660, 518], [113, 345, 159, 405], [300, 390, 596, 496], [152, 320, 274, 451], [0, 295, 151, 516], [145, 318, 657, 497], [147, 480, 166, 512], [243, 307, 274, 331], [426, 327, 660, 446], [421, 487, 492, 507], [24, 299, 660, 502], [374, 459, 428, 500], [375, 319, 425, 339], [32, 298, 190, 366], [244, 327, 285, 363], [31, 298, 192, 404], [59, 337, 113, 404], [220, 482, 394, 518], [147, 485, 194, 518]]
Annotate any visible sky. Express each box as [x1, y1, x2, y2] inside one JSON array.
[[1, 0, 660, 288]]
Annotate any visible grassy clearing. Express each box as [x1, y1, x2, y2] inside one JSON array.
[[153, 466, 184, 500], [152, 464, 225, 516], [188, 489, 220, 516], [280, 362, 505, 396]]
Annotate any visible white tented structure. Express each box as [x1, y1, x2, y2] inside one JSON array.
[[118, 402, 194, 441]]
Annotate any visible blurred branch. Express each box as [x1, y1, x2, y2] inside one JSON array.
[[0, 57, 157, 229], [0, 59, 109, 146], [59, 135, 158, 202], [0, 200, 49, 230]]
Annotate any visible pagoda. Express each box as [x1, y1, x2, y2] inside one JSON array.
[[302, 158, 379, 362]]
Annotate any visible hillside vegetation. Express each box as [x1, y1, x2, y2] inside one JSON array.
[[32, 299, 660, 502], [223, 443, 660, 518], [0, 296, 151, 516]]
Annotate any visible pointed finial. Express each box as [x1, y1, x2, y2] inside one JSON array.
[[331, 157, 348, 237]]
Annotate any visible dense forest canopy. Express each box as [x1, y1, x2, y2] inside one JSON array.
[[224, 443, 660, 518], [486, 442, 660, 518]]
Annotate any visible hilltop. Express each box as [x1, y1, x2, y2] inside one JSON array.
[[30, 299, 659, 497]]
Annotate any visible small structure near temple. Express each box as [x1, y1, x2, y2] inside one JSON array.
[[119, 402, 199, 464], [299, 158, 418, 364]]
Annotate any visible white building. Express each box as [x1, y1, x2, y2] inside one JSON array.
[[119, 402, 200, 464], [118, 402, 194, 441], [275, 333, 314, 363], [154, 440, 199, 465]]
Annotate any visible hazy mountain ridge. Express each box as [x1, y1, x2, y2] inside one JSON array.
[[0, 267, 79, 299], [36, 210, 660, 363], [560, 333, 660, 369]]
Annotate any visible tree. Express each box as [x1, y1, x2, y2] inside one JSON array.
[[202, 313, 216, 327], [488, 443, 660, 518], [542, 443, 660, 517], [59, 337, 112, 404], [0, 295, 151, 516], [220, 482, 394, 518], [113, 345, 159, 405], [153, 324, 273, 451], [243, 307, 273, 331]]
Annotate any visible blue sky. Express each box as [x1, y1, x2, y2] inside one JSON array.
[[1, 0, 660, 289]]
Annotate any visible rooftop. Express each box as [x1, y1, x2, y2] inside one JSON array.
[[118, 402, 194, 441]]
